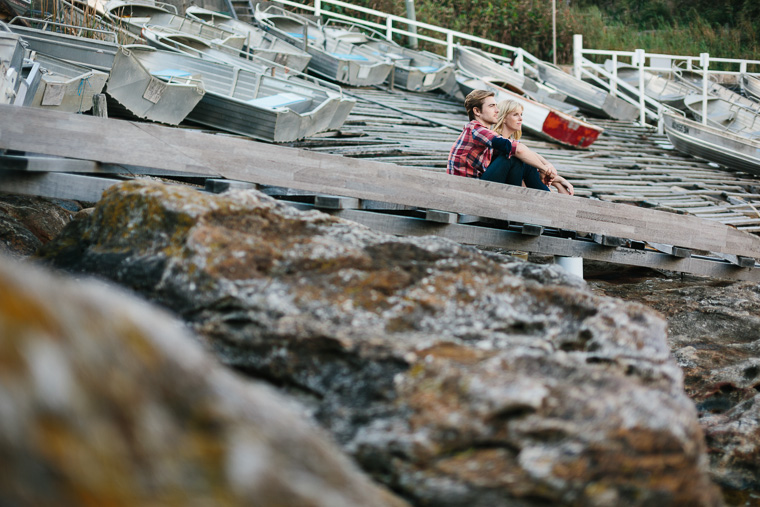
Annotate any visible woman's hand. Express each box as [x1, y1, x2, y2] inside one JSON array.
[[540, 164, 557, 185], [552, 175, 575, 196]]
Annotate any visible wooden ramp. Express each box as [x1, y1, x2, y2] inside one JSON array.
[[1, 104, 759, 281]]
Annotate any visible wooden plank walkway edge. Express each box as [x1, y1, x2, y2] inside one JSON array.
[[1, 104, 759, 261]]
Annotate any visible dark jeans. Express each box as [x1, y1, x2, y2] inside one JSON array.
[[480, 153, 550, 191]]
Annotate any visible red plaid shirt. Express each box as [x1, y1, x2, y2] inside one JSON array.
[[447, 120, 515, 178]]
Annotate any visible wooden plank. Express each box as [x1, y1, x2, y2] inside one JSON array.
[[0, 154, 220, 178], [648, 242, 692, 258], [0, 170, 122, 202], [2, 104, 760, 259], [426, 209, 458, 224], [204, 179, 257, 193], [314, 195, 361, 210], [591, 234, 629, 247]]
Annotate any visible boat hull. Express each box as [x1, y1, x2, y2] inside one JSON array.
[[106, 46, 205, 125], [663, 113, 760, 176], [742, 74, 760, 103], [29, 54, 108, 112], [457, 75, 602, 149], [255, 5, 393, 86], [537, 61, 638, 121]]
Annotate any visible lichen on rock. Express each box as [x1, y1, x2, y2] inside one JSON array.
[[37, 180, 724, 506]]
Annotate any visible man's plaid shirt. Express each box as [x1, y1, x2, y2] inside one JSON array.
[[447, 120, 514, 178]]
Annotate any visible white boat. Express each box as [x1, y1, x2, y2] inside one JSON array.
[[184, 5, 311, 72], [536, 61, 639, 120], [29, 53, 108, 112], [610, 63, 695, 111], [741, 74, 760, 103], [254, 3, 393, 87], [106, 45, 205, 125], [454, 44, 577, 115], [125, 45, 354, 142], [673, 66, 760, 113], [456, 74, 603, 149], [7, 23, 120, 72], [319, 20, 453, 92], [663, 111, 760, 176], [683, 95, 760, 137]]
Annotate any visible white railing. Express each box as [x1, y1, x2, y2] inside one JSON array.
[[574, 34, 760, 129], [266, 0, 538, 66]]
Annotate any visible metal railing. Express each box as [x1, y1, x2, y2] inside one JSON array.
[[573, 34, 760, 129], [266, 0, 536, 67]]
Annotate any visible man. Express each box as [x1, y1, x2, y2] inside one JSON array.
[[447, 90, 557, 188]]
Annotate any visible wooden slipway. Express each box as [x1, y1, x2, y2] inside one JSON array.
[[1, 103, 759, 281]]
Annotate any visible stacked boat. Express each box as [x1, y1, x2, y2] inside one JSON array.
[[4, 7, 356, 141]]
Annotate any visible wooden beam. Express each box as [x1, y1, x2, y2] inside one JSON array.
[[287, 204, 760, 282], [1, 105, 759, 259], [0, 171, 122, 202]]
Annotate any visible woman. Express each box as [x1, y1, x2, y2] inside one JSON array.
[[491, 100, 574, 195]]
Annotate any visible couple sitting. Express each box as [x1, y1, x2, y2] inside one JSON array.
[[448, 89, 573, 195]]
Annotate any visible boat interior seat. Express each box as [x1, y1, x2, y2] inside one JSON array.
[[331, 53, 369, 62], [247, 92, 310, 110], [712, 112, 735, 124]]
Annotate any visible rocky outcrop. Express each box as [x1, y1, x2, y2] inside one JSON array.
[[0, 254, 406, 506], [37, 179, 724, 506], [0, 193, 79, 257], [589, 270, 760, 505]]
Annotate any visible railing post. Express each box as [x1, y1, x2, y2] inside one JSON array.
[[446, 31, 454, 62], [610, 54, 618, 97], [636, 48, 646, 125], [404, 0, 418, 49], [386, 16, 393, 41], [740, 61, 747, 75], [573, 34, 583, 79], [515, 48, 524, 76], [314, 0, 321, 18], [700, 52, 709, 126]]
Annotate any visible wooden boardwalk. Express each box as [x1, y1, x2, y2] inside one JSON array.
[[2, 84, 760, 281]]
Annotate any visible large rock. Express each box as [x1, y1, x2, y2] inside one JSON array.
[[589, 269, 760, 505], [0, 255, 406, 506], [38, 180, 724, 506], [0, 193, 79, 257]]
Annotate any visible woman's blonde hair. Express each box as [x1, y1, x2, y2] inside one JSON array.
[[493, 100, 523, 140]]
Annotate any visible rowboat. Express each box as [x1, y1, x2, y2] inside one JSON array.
[[28, 53, 108, 112], [683, 95, 760, 138], [454, 44, 577, 115], [6, 23, 120, 72], [663, 111, 760, 176], [125, 45, 354, 142], [184, 5, 311, 72], [612, 64, 694, 111], [318, 20, 453, 92], [254, 3, 393, 86], [105, 45, 205, 125], [536, 61, 639, 120], [457, 74, 603, 149], [673, 66, 760, 113], [741, 74, 760, 103]]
